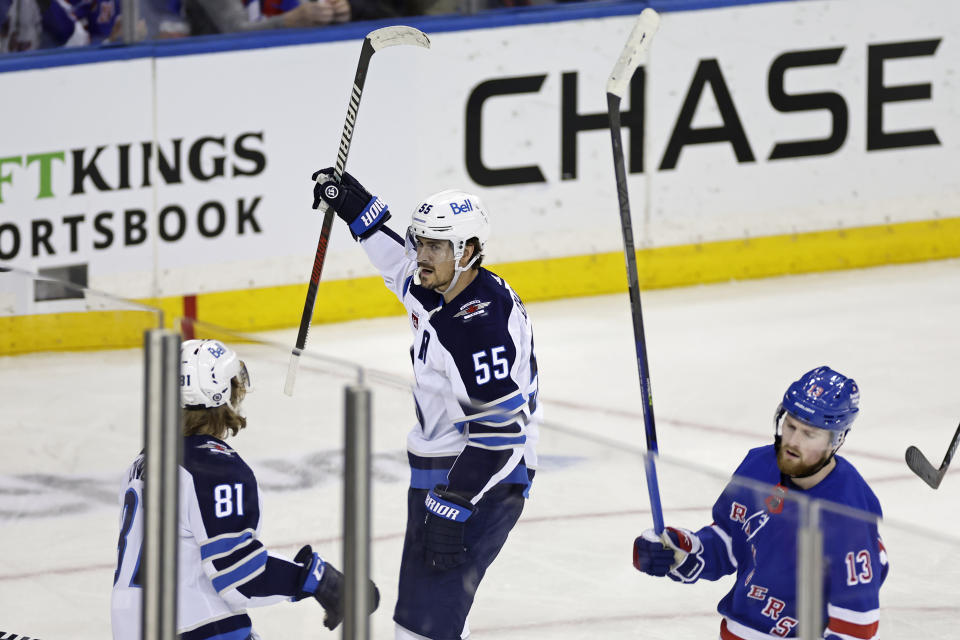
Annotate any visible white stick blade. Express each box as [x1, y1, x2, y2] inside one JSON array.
[[283, 350, 301, 397], [607, 8, 661, 99], [367, 26, 431, 51]]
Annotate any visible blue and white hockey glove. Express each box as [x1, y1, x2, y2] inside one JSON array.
[[423, 486, 475, 570], [312, 168, 391, 240], [633, 527, 706, 583], [293, 544, 380, 630]]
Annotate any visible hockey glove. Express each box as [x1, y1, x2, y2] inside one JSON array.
[[294, 544, 380, 630], [633, 527, 706, 583], [423, 486, 475, 571], [312, 168, 391, 240]]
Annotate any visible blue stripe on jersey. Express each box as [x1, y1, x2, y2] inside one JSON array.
[[410, 467, 450, 489], [212, 549, 268, 593], [472, 412, 521, 426], [211, 539, 265, 574], [205, 629, 250, 640], [468, 435, 527, 447], [470, 423, 523, 436], [403, 275, 413, 297], [455, 391, 528, 430], [459, 391, 526, 416], [201, 530, 253, 560], [455, 411, 522, 430], [411, 462, 533, 490]]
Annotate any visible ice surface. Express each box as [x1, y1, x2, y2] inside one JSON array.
[[1, 259, 959, 638]]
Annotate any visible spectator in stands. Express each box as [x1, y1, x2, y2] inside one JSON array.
[[1, 0, 136, 52], [182, 0, 350, 36]]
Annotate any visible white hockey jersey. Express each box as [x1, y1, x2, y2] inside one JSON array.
[[361, 226, 541, 503], [111, 436, 307, 640]]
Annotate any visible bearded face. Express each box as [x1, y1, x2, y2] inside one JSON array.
[[777, 413, 834, 477]]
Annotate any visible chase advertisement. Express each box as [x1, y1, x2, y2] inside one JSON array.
[[0, 0, 956, 304]]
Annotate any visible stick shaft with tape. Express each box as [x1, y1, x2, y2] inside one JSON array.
[[285, 27, 430, 396], [606, 9, 665, 533]]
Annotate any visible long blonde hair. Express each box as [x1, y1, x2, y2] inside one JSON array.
[[183, 377, 247, 439]]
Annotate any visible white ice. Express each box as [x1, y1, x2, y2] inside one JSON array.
[[1, 259, 959, 638]]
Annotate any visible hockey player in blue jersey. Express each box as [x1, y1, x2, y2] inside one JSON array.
[[633, 366, 887, 640], [313, 170, 541, 640], [111, 339, 379, 639]]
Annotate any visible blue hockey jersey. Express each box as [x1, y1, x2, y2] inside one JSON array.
[[360, 226, 541, 504], [111, 436, 309, 640], [688, 445, 887, 640]]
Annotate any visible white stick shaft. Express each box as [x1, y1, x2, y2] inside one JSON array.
[[607, 8, 661, 99], [283, 349, 301, 397]]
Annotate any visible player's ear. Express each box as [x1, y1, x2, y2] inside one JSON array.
[[459, 242, 475, 267]]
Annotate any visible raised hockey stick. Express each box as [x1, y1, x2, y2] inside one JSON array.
[[284, 26, 430, 396], [905, 421, 960, 489], [606, 9, 664, 534]]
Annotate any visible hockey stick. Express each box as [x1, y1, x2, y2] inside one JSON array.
[[284, 26, 430, 396], [905, 421, 960, 489], [606, 9, 664, 534]]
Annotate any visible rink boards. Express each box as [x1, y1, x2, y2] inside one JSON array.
[[0, 0, 958, 352]]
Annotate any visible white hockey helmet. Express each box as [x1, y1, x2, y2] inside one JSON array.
[[181, 339, 249, 409], [407, 189, 491, 264]]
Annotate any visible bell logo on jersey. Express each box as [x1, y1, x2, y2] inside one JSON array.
[[449, 199, 474, 215]]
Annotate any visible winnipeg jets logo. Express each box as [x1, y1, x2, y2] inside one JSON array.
[[324, 184, 340, 199], [199, 441, 235, 456], [453, 300, 491, 321], [411, 312, 419, 329]]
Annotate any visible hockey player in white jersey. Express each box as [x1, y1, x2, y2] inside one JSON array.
[[313, 170, 542, 640], [111, 339, 379, 639], [633, 366, 887, 640]]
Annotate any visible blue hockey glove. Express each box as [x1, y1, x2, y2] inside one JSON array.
[[633, 529, 675, 576], [312, 168, 391, 239], [633, 527, 705, 583], [423, 486, 475, 570], [294, 544, 380, 630]]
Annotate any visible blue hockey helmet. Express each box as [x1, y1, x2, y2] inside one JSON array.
[[780, 366, 860, 433], [773, 367, 860, 477]]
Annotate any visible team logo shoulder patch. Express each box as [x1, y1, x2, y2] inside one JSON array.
[[411, 312, 419, 329], [453, 299, 491, 321], [198, 441, 236, 456]]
